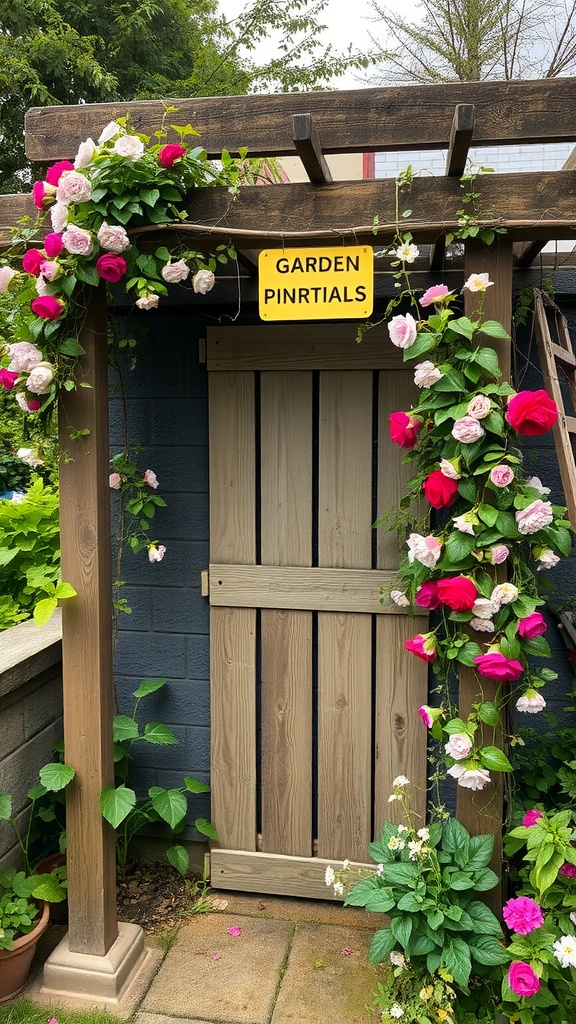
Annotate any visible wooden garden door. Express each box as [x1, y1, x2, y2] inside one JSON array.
[[206, 324, 428, 898]]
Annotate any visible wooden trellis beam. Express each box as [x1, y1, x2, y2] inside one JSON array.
[[25, 78, 576, 162], [291, 113, 333, 184], [430, 103, 475, 271]]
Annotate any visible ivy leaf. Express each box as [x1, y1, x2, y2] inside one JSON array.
[[112, 715, 139, 743], [100, 785, 136, 828], [149, 787, 187, 828], [140, 188, 160, 207], [143, 722, 178, 745], [184, 777, 211, 794], [194, 817, 217, 839], [167, 844, 189, 876], [133, 678, 167, 698], [38, 763, 75, 792], [59, 337, 86, 357]]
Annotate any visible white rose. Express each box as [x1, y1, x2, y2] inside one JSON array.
[[148, 543, 166, 563], [50, 202, 69, 233], [490, 582, 519, 605], [162, 260, 190, 284], [471, 597, 499, 619], [193, 269, 215, 294], [97, 221, 131, 253], [99, 121, 122, 144], [390, 590, 410, 607], [470, 617, 495, 632], [17, 448, 43, 467], [0, 266, 17, 293], [136, 294, 160, 311], [113, 135, 145, 161], [26, 361, 54, 395], [74, 138, 97, 169], [414, 360, 443, 388], [445, 733, 473, 761]]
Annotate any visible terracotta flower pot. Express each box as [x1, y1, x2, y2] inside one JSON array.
[[0, 900, 50, 1003]]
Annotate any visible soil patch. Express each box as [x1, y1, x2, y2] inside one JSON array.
[[116, 861, 206, 934]]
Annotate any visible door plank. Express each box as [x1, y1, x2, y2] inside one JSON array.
[[260, 372, 313, 855], [211, 849, 373, 900], [208, 564, 399, 612], [317, 371, 374, 861]]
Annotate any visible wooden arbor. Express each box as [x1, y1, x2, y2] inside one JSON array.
[[0, 76, 575, 997]]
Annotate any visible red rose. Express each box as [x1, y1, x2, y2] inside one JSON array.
[[423, 469, 458, 509], [437, 576, 478, 612], [0, 369, 19, 390], [506, 390, 558, 435], [96, 254, 127, 283], [389, 411, 421, 449], [32, 181, 54, 210], [404, 633, 437, 662], [44, 233, 64, 258], [518, 612, 547, 639], [22, 248, 45, 276], [27, 399, 42, 411], [415, 581, 441, 610], [158, 144, 186, 168], [474, 652, 523, 681], [30, 295, 65, 320], [45, 160, 74, 186]]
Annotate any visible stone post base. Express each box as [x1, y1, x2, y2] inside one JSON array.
[[40, 923, 148, 1004]]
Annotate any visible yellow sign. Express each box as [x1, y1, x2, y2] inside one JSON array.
[[258, 246, 373, 321]]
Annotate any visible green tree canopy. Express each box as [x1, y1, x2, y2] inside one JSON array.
[[1, 0, 371, 192]]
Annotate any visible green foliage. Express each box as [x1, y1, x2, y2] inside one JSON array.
[[0, 477, 75, 629], [100, 679, 215, 877], [0, 998, 118, 1024]]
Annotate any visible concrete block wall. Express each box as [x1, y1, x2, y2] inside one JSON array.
[[0, 613, 63, 867]]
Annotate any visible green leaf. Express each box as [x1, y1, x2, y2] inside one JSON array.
[[31, 874, 67, 903], [54, 582, 77, 599], [442, 817, 471, 855], [443, 936, 472, 986], [480, 321, 510, 341], [140, 188, 160, 207], [59, 337, 85, 357], [143, 722, 178, 745], [0, 794, 12, 821], [444, 531, 477, 562], [523, 636, 552, 659], [133, 678, 167, 698], [344, 878, 378, 906], [33, 597, 58, 627], [194, 817, 217, 839], [495, 510, 520, 539], [478, 504, 498, 527], [397, 891, 423, 912], [390, 914, 413, 948], [449, 871, 475, 890], [449, 317, 475, 340], [369, 927, 396, 963], [149, 787, 187, 828], [38, 762, 75, 792], [76, 264, 100, 287], [366, 890, 397, 912], [457, 477, 478, 503], [469, 934, 510, 965], [404, 332, 437, 360], [467, 900, 502, 935], [167, 843, 189, 876], [0, 548, 18, 567], [480, 746, 512, 772], [184, 777, 211, 794], [457, 641, 482, 667], [112, 716, 139, 743], [473, 867, 499, 891], [380, 862, 419, 886], [100, 785, 136, 828], [478, 702, 500, 727], [465, 835, 495, 872]]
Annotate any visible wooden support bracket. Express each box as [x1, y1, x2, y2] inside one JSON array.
[[291, 113, 333, 184], [430, 104, 475, 272]]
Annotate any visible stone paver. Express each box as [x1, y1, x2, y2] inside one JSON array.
[[142, 912, 293, 1024], [210, 890, 383, 930], [136, 1015, 215, 1024], [271, 922, 381, 1024]]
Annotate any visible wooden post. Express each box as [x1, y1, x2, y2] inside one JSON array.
[[458, 238, 513, 908], [58, 286, 118, 955]]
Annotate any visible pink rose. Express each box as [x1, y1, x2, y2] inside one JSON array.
[[50, 202, 69, 233], [474, 652, 523, 681], [463, 273, 494, 292], [0, 369, 19, 390], [193, 269, 215, 294], [8, 342, 43, 372], [516, 500, 554, 535], [418, 705, 443, 729], [404, 633, 438, 662], [415, 581, 441, 610], [518, 613, 547, 639], [161, 260, 190, 284], [44, 233, 64, 258], [503, 896, 544, 935], [437, 576, 478, 612], [419, 284, 452, 307], [97, 222, 130, 253], [62, 225, 94, 256], [506, 389, 558, 436], [389, 411, 421, 449], [407, 533, 443, 569], [439, 458, 461, 480], [489, 545, 509, 565], [523, 809, 543, 827], [45, 160, 74, 186], [508, 962, 540, 998], [158, 144, 186, 168], [56, 170, 92, 203], [109, 472, 122, 489], [39, 260, 61, 282], [447, 765, 491, 790], [96, 254, 127, 283], [452, 513, 476, 535], [452, 416, 485, 443], [490, 464, 515, 487], [22, 249, 45, 276], [534, 546, 560, 570], [445, 733, 473, 761], [388, 312, 418, 349], [0, 266, 17, 292], [414, 360, 443, 387], [467, 394, 491, 420], [516, 689, 546, 713], [143, 469, 158, 489], [30, 296, 65, 320], [32, 180, 55, 209], [148, 544, 166, 563]]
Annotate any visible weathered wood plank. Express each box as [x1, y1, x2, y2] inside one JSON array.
[[317, 371, 373, 862], [210, 849, 373, 900], [292, 113, 333, 183], [207, 326, 408, 371], [208, 564, 399, 612], [25, 78, 576, 161], [374, 616, 429, 832], [209, 371, 257, 851], [430, 103, 475, 270], [260, 371, 313, 856], [131, 170, 576, 249], [0, 193, 40, 248], [0, 611, 62, 698], [58, 287, 117, 955]]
